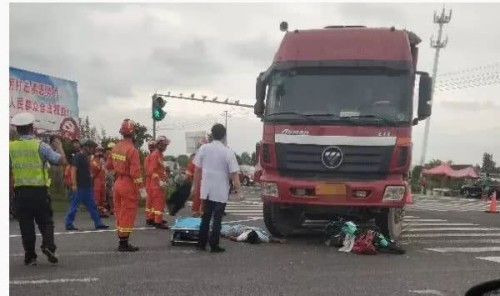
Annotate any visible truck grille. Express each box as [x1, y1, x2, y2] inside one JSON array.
[[275, 144, 393, 181]]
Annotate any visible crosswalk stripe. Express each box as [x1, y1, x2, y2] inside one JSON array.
[[476, 256, 500, 263], [405, 223, 478, 226], [426, 247, 500, 253], [407, 227, 500, 232], [404, 219, 447, 222], [404, 233, 500, 238], [404, 239, 500, 244]]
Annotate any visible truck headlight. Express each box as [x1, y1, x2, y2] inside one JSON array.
[[262, 182, 279, 197], [383, 186, 406, 201]]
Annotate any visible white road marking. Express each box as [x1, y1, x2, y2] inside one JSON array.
[[408, 289, 445, 296], [404, 233, 500, 238], [223, 217, 262, 224], [476, 256, 500, 263], [426, 247, 500, 253], [405, 223, 478, 226], [407, 227, 500, 232], [10, 227, 155, 238], [10, 278, 99, 285], [404, 219, 447, 222]]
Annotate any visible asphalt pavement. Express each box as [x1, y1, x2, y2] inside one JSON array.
[[9, 187, 500, 296]]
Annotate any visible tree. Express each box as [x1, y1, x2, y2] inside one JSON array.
[[425, 159, 442, 168], [133, 122, 152, 149], [235, 153, 242, 165], [240, 152, 252, 165], [251, 152, 256, 165], [482, 153, 496, 173]]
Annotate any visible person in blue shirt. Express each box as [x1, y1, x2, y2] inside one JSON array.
[[64, 139, 109, 231]]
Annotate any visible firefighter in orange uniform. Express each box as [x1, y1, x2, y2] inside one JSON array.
[[109, 119, 147, 252], [144, 140, 156, 226], [147, 136, 170, 229], [91, 146, 108, 217]]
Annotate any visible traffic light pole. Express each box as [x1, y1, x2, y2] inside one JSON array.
[[153, 119, 156, 140]]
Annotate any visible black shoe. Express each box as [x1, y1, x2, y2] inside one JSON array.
[[65, 225, 78, 231], [155, 223, 170, 230], [210, 246, 225, 253], [146, 219, 155, 227], [95, 225, 110, 230], [118, 244, 139, 252], [100, 213, 110, 218], [24, 257, 37, 266], [41, 248, 58, 265]]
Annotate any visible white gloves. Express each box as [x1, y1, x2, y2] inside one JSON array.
[[139, 188, 147, 200]]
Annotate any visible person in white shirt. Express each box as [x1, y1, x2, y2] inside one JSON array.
[[192, 124, 241, 253]]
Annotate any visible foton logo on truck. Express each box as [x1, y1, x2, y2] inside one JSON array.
[[281, 129, 309, 135], [253, 22, 433, 240]]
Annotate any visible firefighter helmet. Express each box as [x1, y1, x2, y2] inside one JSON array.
[[119, 119, 135, 136]]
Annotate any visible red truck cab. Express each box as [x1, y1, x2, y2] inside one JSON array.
[[253, 24, 432, 239]]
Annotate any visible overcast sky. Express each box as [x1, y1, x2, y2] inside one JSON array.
[[9, 3, 500, 165]]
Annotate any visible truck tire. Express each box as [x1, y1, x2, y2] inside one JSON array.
[[263, 203, 303, 237], [375, 208, 404, 240]]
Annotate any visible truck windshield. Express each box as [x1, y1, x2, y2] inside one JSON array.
[[265, 67, 413, 125]]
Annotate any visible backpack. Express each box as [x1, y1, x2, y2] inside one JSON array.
[[352, 230, 377, 255]]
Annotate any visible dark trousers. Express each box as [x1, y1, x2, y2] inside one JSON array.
[[13, 186, 56, 260], [198, 199, 225, 249]]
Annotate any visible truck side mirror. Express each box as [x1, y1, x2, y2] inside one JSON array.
[[254, 73, 267, 117], [417, 72, 432, 120]]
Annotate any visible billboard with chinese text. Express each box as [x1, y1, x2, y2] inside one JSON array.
[[185, 131, 207, 154], [9, 67, 80, 139]]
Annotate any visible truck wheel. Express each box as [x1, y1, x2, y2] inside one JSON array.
[[263, 203, 303, 237], [375, 208, 404, 240]]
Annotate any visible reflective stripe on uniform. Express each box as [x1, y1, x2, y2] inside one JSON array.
[[153, 210, 164, 215], [9, 139, 48, 187], [111, 153, 126, 161], [134, 177, 143, 184], [116, 227, 134, 233]]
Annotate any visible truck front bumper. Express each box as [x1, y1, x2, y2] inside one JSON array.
[[260, 175, 409, 208]]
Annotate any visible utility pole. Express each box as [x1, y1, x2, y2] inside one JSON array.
[[420, 6, 452, 166]]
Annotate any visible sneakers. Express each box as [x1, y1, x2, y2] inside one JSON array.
[[65, 225, 79, 231], [146, 219, 155, 227], [210, 246, 225, 253], [118, 244, 139, 252], [41, 248, 58, 265], [155, 223, 170, 230], [24, 257, 37, 266], [95, 225, 110, 230]]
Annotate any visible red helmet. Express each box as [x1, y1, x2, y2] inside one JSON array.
[[119, 119, 135, 136]]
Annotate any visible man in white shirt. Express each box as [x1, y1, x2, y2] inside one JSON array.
[[192, 124, 241, 253]]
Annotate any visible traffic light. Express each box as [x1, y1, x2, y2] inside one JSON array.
[[152, 94, 166, 121]]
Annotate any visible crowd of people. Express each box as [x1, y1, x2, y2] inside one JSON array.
[[9, 112, 247, 266]]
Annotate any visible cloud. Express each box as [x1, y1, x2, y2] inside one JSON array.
[[9, 3, 500, 162]]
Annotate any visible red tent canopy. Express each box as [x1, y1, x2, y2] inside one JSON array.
[[448, 167, 480, 179], [422, 163, 454, 176], [422, 163, 479, 179]]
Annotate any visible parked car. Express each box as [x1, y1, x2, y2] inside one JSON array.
[[460, 182, 499, 199]]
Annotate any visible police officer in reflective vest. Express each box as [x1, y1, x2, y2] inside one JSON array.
[[9, 112, 68, 266]]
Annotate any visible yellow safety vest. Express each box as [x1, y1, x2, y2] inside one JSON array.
[[9, 139, 49, 187]]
